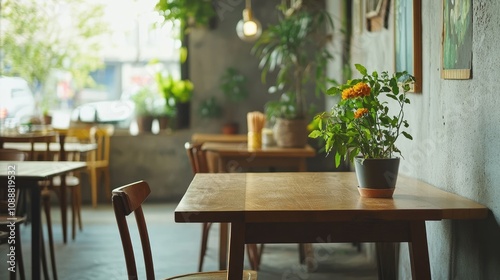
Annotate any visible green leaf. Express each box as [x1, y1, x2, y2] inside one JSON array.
[[335, 152, 341, 168], [355, 64, 367, 76], [308, 130, 322, 138], [402, 131, 413, 140]]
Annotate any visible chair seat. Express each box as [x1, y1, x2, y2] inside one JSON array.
[[166, 270, 257, 280]]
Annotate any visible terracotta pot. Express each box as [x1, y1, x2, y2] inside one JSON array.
[[354, 157, 400, 198], [157, 116, 170, 130], [273, 118, 308, 148], [136, 115, 154, 133], [222, 122, 239, 134]]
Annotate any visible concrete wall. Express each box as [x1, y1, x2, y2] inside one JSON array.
[[351, 1, 500, 278]]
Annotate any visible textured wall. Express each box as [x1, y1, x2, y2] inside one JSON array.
[[353, 1, 500, 278]]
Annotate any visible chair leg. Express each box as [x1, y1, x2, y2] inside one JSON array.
[[39, 224, 49, 280], [198, 222, 212, 272], [71, 187, 76, 241], [42, 193, 58, 280], [15, 225, 25, 280], [90, 168, 98, 208], [76, 186, 83, 231], [103, 167, 111, 202]]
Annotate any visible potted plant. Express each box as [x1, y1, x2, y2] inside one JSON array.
[[252, 2, 334, 147], [219, 67, 248, 134], [131, 87, 158, 133], [309, 64, 415, 197], [156, 73, 194, 129], [198, 96, 223, 119], [152, 97, 176, 131]]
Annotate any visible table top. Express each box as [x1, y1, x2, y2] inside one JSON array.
[[191, 133, 248, 143], [175, 172, 488, 223], [0, 161, 87, 181], [202, 142, 316, 157], [3, 142, 97, 153]]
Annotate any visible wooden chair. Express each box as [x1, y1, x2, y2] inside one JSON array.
[[0, 148, 57, 279], [53, 126, 96, 241], [184, 142, 211, 272], [0, 135, 60, 279], [0, 149, 27, 280], [111, 180, 257, 280], [88, 125, 114, 207], [184, 142, 262, 272]]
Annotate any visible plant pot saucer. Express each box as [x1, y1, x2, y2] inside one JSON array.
[[358, 187, 395, 198]]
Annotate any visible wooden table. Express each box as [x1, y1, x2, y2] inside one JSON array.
[[3, 140, 97, 243], [200, 142, 316, 269], [191, 133, 247, 144], [175, 172, 489, 279], [0, 161, 86, 279], [201, 142, 316, 173], [3, 142, 97, 154]]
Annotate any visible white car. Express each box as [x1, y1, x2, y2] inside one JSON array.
[[0, 76, 36, 124]]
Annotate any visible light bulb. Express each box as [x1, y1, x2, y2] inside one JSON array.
[[236, 8, 262, 42], [243, 20, 258, 36]]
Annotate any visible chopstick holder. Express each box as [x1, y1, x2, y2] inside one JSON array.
[[247, 111, 265, 150]]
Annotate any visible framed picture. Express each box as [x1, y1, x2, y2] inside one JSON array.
[[394, 0, 422, 92], [441, 0, 473, 79]]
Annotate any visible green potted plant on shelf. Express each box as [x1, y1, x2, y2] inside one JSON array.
[[309, 64, 415, 197], [219, 67, 249, 134], [155, 73, 194, 129], [252, 2, 334, 147], [198, 96, 222, 119], [131, 87, 158, 133]]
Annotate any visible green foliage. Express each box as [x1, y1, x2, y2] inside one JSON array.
[[154, 0, 216, 34], [0, 0, 108, 91], [198, 96, 222, 119], [155, 73, 193, 104], [219, 68, 248, 103], [309, 64, 415, 167], [252, 5, 334, 119], [131, 87, 158, 116]]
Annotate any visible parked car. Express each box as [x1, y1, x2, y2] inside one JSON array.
[[0, 76, 36, 124], [70, 100, 134, 127]]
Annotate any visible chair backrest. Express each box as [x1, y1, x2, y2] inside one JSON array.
[[0, 148, 27, 161], [0, 133, 57, 161], [184, 142, 209, 174], [112, 181, 154, 280], [0, 149, 26, 215], [91, 125, 114, 163]]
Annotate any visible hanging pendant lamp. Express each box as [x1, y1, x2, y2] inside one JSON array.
[[236, 0, 262, 42]]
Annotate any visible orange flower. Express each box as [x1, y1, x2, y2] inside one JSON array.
[[353, 82, 370, 97], [354, 108, 369, 119], [342, 82, 370, 99], [341, 88, 355, 99]]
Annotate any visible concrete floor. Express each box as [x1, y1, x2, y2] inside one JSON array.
[[1, 203, 378, 279]]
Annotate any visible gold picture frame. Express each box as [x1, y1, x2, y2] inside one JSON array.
[[394, 0, 422, 92]]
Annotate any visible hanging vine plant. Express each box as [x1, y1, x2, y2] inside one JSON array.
[[154, 0, 217, 34]]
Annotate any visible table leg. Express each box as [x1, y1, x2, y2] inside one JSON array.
[[227, 222, 245, 280], [219, 223, 228, 270], [31, 184, 41, 279], [60, 176, 67, 244], [409, 221, 431, 280]]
